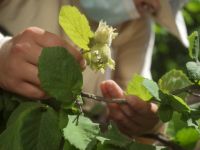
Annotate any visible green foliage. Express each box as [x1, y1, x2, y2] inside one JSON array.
[[39, 46, 83, 104], [0, 102, 61, 150], [1, 4, 200, 150], [186, 61, 200, 81], [175, 128, 200, 148], [158, 70, 192, 94], [143, 78, 160, 101], [59, 6, 116, 72], [128, 143, 165, 150], [166, 112, 188, 138], [96, 123, 131, 147], [186, 30, 200, 81], [0, 98, 2, 111], [157, 91, 190, 123], [63, 115, 100, 150], [158, 105, 174, 122], [126, 74, 153, 101], [59, 6, 93, 50], [188, 31, 199, 60]]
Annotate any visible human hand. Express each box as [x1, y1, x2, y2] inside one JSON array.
[[0, 27, 85, 99], [100, 80, 159, 137], [134, 0, 160, 16]]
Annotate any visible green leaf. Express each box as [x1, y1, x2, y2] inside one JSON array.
[[128, 142, 165, 150], [59, 5, 93, 50], [63, 115, 100, 150], [97, 143, 126, 150], [96, 122, 131, 147], [186, 61, 200, 81], [39, 46, 83, 104], [58, 109, 68, 130], [188, 31, 199, 60], [158, 105, 173, 122], [165, 112, 188, 137], [126, 74, 152, 101], [63, 140, 78, 150], [158, 70, 192, 94], [190, 109, 200, 120], [0, 102, 62, 150], [143, 78, 160, 101], [159, 91, 190, 113], [0, 98, 3, 111], [175, 128, 200, 147]]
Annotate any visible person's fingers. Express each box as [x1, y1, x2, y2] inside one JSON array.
[[120, 103, 158, 127], [100, 80, 124, 98], [14, 81, 46, 99], [18, 27, 86, 69], [100, 80, 125, 119], [126, 95, 157, 115], [13, 41, 42, 66], [22, 27, 85, 66], [100, 81, 111, 98], [19, 63, 40, 86], [109, 106, 144, 135]]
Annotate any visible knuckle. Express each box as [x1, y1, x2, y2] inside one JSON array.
[[11, 43, 26, 54], [22, 27, 36, 37], [22, 27, 44, 38]]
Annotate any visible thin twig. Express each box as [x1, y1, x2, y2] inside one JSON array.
[[81, 92, 127, 104], [72, 100, 84, 125], [141, 133, 186, 150]]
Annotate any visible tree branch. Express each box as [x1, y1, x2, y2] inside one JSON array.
[[81, 92, 127, 104]]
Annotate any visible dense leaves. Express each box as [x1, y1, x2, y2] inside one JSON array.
[[186, 61, 200, 81], [63, 115, 100, 150], [126, 74, 152, 101], [0, 102, 61, 150], [188, 31, 199, 60], [38, 46, 83, 104], [96, 123, 131, 147], [158, 70, 192, 94], [175, 128, 200, 148]]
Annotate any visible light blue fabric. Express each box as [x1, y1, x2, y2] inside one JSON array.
[[80, 0, 140, 26]]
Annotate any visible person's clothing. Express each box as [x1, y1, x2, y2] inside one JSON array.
[[0, 0, 188, 95]]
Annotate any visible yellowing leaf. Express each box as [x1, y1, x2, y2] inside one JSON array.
[[126, 74, 152, 101], [59, 6, 93, 50]]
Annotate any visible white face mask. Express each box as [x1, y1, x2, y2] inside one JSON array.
[[80, 0, 140, 26]]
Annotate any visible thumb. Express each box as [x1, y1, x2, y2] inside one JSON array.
[[100, 80, 124, 98]]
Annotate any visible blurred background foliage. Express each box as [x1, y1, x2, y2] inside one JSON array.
[[152, 0, 200, 81]]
